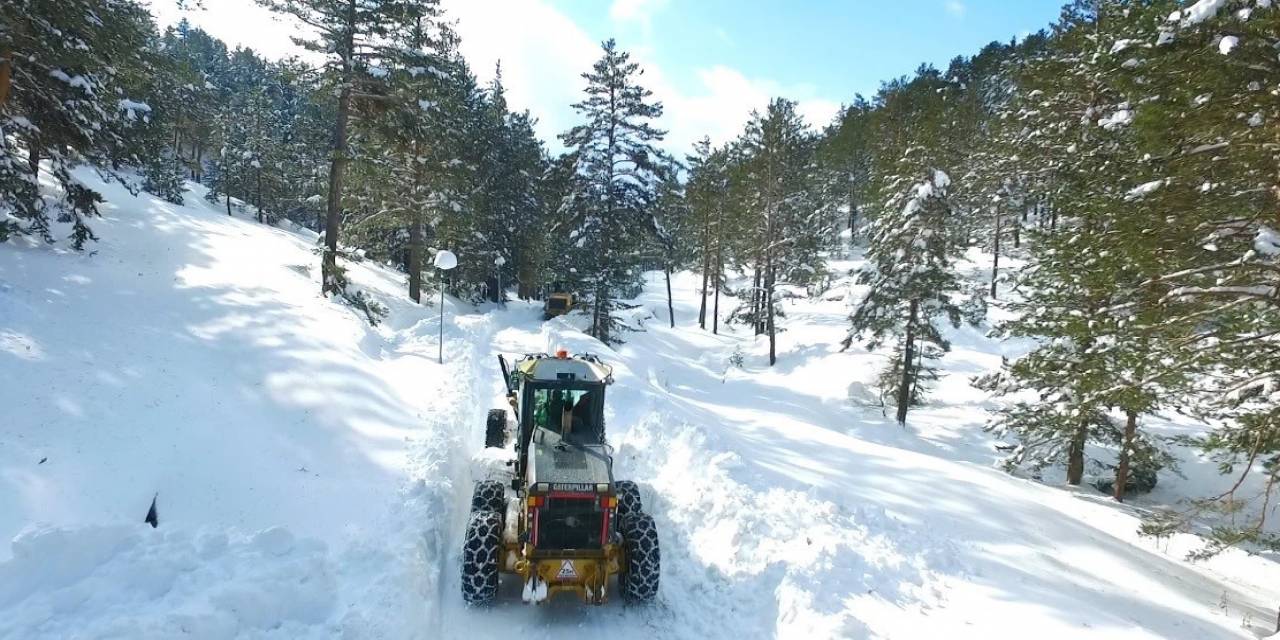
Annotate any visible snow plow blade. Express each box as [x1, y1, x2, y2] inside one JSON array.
[[512, 549, 622, 605]]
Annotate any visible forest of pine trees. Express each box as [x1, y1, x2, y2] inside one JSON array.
[[1, 0, 1276, 553]]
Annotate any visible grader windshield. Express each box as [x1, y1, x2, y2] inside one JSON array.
[[526, 384, 604, 443]]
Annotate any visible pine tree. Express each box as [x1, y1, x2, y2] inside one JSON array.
[[459, 67, 551, 303], [845, 70, 969, 424], [651, 154, 690, 328], [558, 39, 666, 344], [347, 10, 454, 303], [686, 137, 730, 330], [847, 164, 964, 424], [1, 0, 154, 247], [256, 0, 437, 295], [977, 0, 1178, 490], [819, 97, 875, 243], [730, 99, 824, 365], [1105, 0, 1280, 547], [160, 23, 230, 183]]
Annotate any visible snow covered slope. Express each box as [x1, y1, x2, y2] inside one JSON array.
[[1, 173, 1278, 639]]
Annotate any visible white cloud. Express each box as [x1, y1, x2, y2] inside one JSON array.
[[149, 0, 841, 157], [146, 0, 315, 61], [649, 64, 841, 153], [442, 0, 598, 147], [610, 0, 670, 25], [449, 0, 839, 154], [945, 0, 966, 17]]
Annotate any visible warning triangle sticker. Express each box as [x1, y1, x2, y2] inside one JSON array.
[[556, 560, 578, 579]]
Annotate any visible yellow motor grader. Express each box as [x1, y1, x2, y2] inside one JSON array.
[[542, 291, 574, 321], [461, 351, 660, 605]]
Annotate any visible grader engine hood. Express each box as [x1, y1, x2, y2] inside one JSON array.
[[530, 431, 613, 487], [527, 430, 614, 551]]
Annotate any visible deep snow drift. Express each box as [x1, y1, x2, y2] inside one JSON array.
[[1, 172, 1278, 639]]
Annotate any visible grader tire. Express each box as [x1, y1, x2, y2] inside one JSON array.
[[614, 480, 643, 519], [485, 409, 506, 448], [470, 480, 506, 514], [461, 510, 503, 605], [619, 512, 660, 603]]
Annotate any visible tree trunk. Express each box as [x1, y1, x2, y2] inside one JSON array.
[[28, 142, 40, 179], [909, 347, 924, 408], [1066, 422, 1088, 485], [518, 255, 536, 299], [408, 215, 423, 303], [991, 203, 1001, 299], [256, 169, 264, 223], [593, 284, 608, 343], [225, 166, 232, 216], [194, 144, 203, 182], [895, 299, 919, 425], [321, 82, 353, 295], [664, 266, 675, 328], [847, 191, 858, 239], [713, 219, 724, 335], [747, 263, 757, 335], [766, 260, 777, 366], [1114, 410, 1137, 502], [0, 48, 11, 107], [322, 4, 357, 297], [698, 252, 710, 329]]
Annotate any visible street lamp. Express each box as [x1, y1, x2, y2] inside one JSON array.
[[434, 249, 458, 364]]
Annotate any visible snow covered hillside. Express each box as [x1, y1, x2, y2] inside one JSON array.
[[2, 173, 1278, 639]]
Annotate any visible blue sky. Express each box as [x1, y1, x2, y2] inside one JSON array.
[[151, 0, 1067, 155], [567, 1, 1064, 103]]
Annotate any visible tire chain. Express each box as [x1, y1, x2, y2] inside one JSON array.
[[619, 512, 660, 602], [470, 480, 507, 514], [614, 480, 643, 519], [461, 510, 503, 604]]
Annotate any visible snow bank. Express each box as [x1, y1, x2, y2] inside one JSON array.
[[0, 524, 336, 639], [0, 168, 482, 638], [620, 418, 956, 638]]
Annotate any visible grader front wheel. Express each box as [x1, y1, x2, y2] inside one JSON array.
[[485, 409, 506, 448], [619, 512, 660, 603]]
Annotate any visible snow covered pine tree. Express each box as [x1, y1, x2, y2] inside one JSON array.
[[558, 39, 666, 344]]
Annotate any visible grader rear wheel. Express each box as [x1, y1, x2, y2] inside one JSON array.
[[614, 480, 642, 519], [461, 510, 503, 605]]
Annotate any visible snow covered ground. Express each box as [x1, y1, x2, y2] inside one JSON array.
[[2, 172, 1278, 639]]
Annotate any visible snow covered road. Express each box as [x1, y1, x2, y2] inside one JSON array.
[[2, 174, 1278, 638]]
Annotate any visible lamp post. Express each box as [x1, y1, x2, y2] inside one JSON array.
[[434, 249, 458, 364], [494, 255, 506, 306]]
